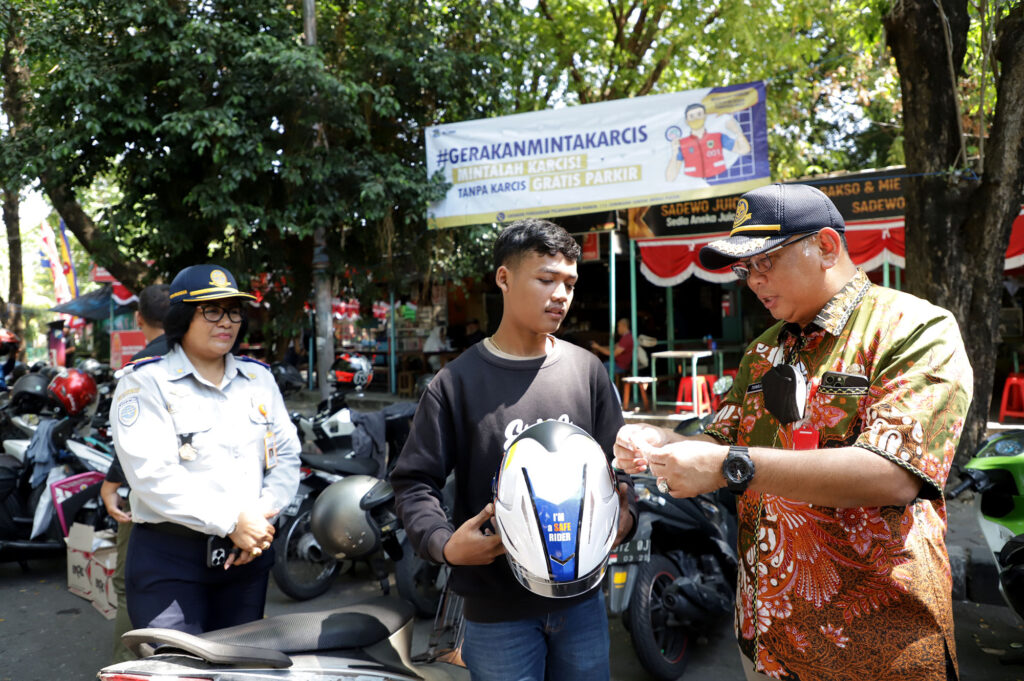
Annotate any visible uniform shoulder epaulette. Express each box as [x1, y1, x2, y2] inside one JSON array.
[[114, 355, 164, 379], [237, 355, 270, 370], [128, 355, 164, 368]]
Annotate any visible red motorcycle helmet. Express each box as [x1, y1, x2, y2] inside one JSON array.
[[47, 368, 98, 416], [0, 328, 19, 357], [331, 352, 373, 390]]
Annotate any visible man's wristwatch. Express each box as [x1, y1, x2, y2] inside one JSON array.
[[722, 445, 755, 494]]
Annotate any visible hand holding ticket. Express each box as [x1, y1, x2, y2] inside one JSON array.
[[612, 424, 667, 474]]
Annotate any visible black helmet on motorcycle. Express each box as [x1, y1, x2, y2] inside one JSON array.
[[271, 362, 304, 396], [9, 361, 28, 382], [310, 475, 393, 560], [330, 352, 373, 390], [47, 368, 98, 416], [10, 373, 53, 413]]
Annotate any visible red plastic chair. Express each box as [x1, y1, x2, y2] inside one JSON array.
[[675, 375, 713, 416], [1000, 373, 1024, 422]]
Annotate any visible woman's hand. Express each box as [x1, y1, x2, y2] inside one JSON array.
[[226, 508, 277, 568], [100, 480, 131, 524]]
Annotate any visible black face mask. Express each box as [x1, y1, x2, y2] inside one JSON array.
[[762, 363, 807, 424]]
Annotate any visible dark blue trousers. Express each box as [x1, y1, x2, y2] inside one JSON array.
[[125, 523, 273, 634]]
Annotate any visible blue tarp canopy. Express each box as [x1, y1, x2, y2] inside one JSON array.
[[48, 285, 134, 320]]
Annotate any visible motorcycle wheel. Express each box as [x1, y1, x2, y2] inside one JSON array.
[[625, 553, 691, 681], [271, 501, 343, 601], [395, 536, 447, 617]]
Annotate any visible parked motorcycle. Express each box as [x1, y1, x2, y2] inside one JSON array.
[[606, 377, 739, 680], [0, 369, 113, 564], [948, 428, 1024, 632], [100, 595, 469, 681], [272, 366, 416, 601]]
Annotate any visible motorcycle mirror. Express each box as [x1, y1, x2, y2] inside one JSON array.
[[712, 376, 734, 396]]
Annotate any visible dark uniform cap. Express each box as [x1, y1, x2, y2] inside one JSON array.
[[699, 183, 845, 270], [168, 264, 256, 303]]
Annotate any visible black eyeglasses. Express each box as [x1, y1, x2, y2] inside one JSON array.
[[198, 305, 244, 324], [730, 231, 819, 281]]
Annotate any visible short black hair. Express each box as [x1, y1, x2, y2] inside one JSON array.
[[163, 301, 248, 355], [137, 284, 170, 328], [685, 103, 706, 117], [493, 218, 581, 271]]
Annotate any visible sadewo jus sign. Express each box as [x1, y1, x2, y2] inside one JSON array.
[[424, 81, 770, 229]]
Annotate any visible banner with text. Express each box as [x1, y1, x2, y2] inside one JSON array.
[[425, 81, 770, 229], [629, 167, 908, 239]]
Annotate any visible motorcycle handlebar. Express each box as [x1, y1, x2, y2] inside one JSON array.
[[946, 478, 973, 499]]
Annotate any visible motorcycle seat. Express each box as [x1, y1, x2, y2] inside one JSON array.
[[300, 451, 379, 476], [123, 596, 416, 665]]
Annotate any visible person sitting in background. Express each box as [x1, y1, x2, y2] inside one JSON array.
[[590, 317, 634, 375]]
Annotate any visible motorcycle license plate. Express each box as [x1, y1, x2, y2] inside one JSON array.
[[608, 538, 650, 564]]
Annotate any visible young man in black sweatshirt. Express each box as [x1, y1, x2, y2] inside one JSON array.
[[391, 218, 637, 681]]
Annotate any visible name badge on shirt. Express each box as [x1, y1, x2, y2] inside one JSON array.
[[258, 403, 277, 470]]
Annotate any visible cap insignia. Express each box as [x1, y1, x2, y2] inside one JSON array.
[[732, 199, 753, 231], [210, 269, 229, 287]]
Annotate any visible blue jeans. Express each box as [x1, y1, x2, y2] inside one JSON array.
[[461, 591, 610, 681]]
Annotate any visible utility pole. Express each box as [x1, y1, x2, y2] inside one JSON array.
[[304, 0, 333, 399]]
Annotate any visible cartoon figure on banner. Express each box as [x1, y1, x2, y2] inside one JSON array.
[[666, 102, 752, 182]]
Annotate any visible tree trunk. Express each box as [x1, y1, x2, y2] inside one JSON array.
[[886, 0, 1024, 462], [41, 177, 147, 291], [2, 5, 28, 346], [2, 188, 22, 345]]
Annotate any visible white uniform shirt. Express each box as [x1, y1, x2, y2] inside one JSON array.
[[111, 344, 300, 537]]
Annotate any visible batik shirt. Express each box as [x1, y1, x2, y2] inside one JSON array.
[[705, 269, 973, 681]]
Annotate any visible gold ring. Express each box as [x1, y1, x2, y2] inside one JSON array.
[[252, 547, 262, 557]]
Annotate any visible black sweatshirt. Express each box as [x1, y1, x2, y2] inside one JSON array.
[[391, 339, 637, 622]]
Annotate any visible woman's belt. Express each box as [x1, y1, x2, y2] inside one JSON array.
[[144, 522, 209, 539]]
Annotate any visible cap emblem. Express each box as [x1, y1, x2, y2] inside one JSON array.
[[209, 269, 229, 287], [732, 199, 753, 230]]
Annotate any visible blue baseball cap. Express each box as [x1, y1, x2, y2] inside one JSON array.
[[168, 264, 256, 303], [699, 184, 845, 270]]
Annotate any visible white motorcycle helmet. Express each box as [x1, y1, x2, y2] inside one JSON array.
[[493, 420, 619, 599]]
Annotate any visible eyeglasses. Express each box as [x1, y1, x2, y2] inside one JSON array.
[[198, 305, 245, 324], [730, 231, 818, 281]]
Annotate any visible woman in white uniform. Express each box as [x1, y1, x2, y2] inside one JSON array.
[[111, 264, 300, 634]]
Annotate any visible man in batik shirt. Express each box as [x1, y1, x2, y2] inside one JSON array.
[[614, 183, 972, 681]]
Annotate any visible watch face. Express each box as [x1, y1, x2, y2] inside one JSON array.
[[724, 457, 751, 483]]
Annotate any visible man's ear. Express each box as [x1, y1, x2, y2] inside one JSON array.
[[495, 265, 510, 294], [134, 310, 144, 328], [817, 228, 843, 269]]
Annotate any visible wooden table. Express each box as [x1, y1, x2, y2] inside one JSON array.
[[650, 349, 713, 413]]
